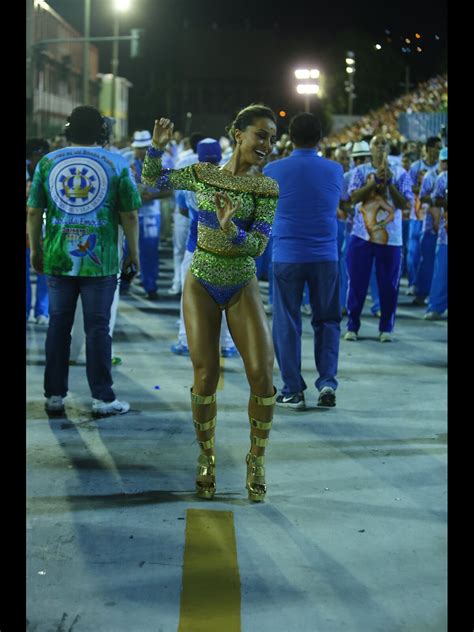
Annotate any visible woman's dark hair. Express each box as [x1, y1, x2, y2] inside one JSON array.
[[64, 105, 108, 145], [226, 104, 276, 141], [289, 113, 322, 146]]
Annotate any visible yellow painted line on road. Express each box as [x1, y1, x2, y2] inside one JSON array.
[[217, 357, 225, 390], [178, 509, 241, 632]]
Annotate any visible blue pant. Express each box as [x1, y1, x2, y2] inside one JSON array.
[[272, 261, 341, 394], [267, 268, 309, 307], [346, 236, 402, 333], [340, 235, 349, 310], [427, 243, 448, 314], [407, 219, 422, 287], [414, 231, 437, 298], [341, 236, 379, 313], [44, 275, 117, 401], [123, 214, 161, 293], [401, 219, 410, 277], [26, 248, 49, 319], [369, 263, 380, 314]]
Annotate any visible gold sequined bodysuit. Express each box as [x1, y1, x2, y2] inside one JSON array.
[[141, 147, 279, 306]]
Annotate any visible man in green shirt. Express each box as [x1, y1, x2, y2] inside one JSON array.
[[27, 106, 141, 416]]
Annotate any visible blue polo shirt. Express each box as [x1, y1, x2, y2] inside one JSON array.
[[263, 149, 343, 262]]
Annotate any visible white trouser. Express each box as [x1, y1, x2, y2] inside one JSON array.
[[171, 210, 190, 291], [178, 250, 234, 348]]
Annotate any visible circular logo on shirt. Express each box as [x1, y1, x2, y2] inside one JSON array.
[[48, 156, 109, 215]]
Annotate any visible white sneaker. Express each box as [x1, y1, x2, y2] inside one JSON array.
[[167, 285, 181, 295], [343, 331, 358, 341], [423, 311, 443, 321], [92, 398, 130, 416], [406, 286, 415, 295], [379, 332, 393, 342], [45, 395, 65, 413], [35, 315, 49, 325]]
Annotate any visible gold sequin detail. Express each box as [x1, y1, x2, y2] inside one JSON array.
[[141, 151, 279, 289]]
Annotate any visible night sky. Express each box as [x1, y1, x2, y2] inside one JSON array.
[[43, 0, 447, 131], [44, 0, 446, 74]]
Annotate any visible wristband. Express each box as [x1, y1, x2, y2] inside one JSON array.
[[148, 144, 164, 158]]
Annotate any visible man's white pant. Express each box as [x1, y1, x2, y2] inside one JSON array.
[[179, 249, 234, 348], [171, 209, 190, 292]]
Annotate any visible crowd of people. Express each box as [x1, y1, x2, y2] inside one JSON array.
[[26, 74, 448, 502], [320, 73, 447, 153]]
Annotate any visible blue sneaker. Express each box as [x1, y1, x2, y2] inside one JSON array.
[[171, 342, 190, 356], [220, 346, 239, 358]]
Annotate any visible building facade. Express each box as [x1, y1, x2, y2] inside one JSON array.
[[26, 0, 100, 138]]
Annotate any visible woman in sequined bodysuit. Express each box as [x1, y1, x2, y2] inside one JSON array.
[[141, 106, 279, 502]]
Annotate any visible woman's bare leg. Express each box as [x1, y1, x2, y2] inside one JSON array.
[[225, 278, 276, 500], [183, 271, 222, 460]]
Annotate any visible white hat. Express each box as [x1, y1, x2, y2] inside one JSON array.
[[351, 140, 371, 157], [131, 130, 152, 148]]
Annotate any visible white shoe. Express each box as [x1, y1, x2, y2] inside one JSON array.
[[167, 285, 181, 295], [301, 304, 312, 316], [406, 286, 415, 295], [344, 331, 358, 341], [424, 311, 443, 320], [92, 398, 130, 417], [45, 395, 65, 413], [379, 332, 393, 342], [35, 315, 49, 325]]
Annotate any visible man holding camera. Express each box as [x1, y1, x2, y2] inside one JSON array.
[[27, 106, 141, 416]]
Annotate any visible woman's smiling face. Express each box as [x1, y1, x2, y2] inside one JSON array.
[[234, 117, 277, 166]]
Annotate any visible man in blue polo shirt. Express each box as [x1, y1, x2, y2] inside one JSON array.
[[264, 113, 343, 409]]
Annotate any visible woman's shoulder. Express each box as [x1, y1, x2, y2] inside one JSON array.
[[193, 163, 278, 197]]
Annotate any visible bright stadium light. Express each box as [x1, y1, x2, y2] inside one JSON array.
[[296, 84, 320, 94], [295, 69, 310, 79], [345, 51, 356, 115], [114, 0, 131, 11], [294, 68, 321, 111], [375, 44, 382, 50]]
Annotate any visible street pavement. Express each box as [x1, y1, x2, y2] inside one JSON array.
[[26, 247, 447, 632]]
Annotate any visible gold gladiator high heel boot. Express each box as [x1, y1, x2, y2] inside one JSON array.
[[191, 389, 217, 499], [246, 388, 276, 502]]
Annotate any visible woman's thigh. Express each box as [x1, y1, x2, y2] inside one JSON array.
[[225, 278, 274, 390], [183, 271, 222, 377]]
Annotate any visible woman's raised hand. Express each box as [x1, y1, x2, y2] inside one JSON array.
[[214, 192, 241, 232], [152, 118, 174, 149]]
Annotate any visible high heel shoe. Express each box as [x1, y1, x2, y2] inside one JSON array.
[[196, 453, 216, 499], [246, 452, 267, 502], [191, 389, 217, 499], [245, 389, 276, 502]]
